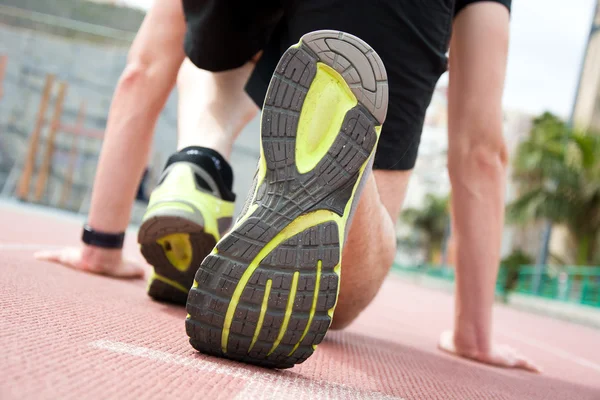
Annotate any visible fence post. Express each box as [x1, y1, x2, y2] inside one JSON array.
[[0, 55, 7, 101], [34, 81, 68, 202], [580, 277, 589, 306], [59, 101, 86, 208], [17, 73, 55, 200]]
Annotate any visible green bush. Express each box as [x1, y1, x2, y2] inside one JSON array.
[[499, 249, 534, 299]]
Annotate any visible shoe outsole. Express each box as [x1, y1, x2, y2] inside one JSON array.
[[186, 30, 388, 368], [139, 215, 216, 305]]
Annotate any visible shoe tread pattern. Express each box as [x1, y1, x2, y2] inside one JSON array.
[[186, 31, 388, 368]]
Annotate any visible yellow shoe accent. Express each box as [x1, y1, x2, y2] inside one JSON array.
[[156, 233, 193, 272], [289, 260, 321, 356], [267, 271, 299, 356], [149, 272, 189, 294], [296, 63, 358, 174], [248, 279, 273, 353]]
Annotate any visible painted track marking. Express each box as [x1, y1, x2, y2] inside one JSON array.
[[90, 340, 404, 400]]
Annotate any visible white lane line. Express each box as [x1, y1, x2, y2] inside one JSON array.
[[0, 243, 61, 251], [501, 331, 600, 373], [90, 340, 404, 400]]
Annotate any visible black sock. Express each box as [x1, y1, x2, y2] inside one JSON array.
[[163, 146, 235, 202]]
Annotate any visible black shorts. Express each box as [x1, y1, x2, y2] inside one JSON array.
[[182, 0, 510, 170]]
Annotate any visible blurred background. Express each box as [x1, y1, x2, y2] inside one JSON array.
[[0, 0, 599, 323]]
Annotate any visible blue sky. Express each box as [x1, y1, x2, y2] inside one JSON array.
[[122, 0, 597, 119]]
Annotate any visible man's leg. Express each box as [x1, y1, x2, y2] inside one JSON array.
[[331, 170, 410, 329], [176, 57, 259, 156]]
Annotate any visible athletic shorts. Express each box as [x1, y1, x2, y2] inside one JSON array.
[[182, 0, 511, 170]]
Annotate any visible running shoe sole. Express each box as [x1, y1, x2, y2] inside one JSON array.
[[139, 212, 216, 305], [186, 30, 388, 368], [139, 161, 234, 305]]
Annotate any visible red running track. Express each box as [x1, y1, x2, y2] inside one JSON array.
[[1, 202, 599, 400]]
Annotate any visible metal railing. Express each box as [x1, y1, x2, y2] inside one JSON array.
[[511, 266, 600, 307], [393, 264, 600, 307]]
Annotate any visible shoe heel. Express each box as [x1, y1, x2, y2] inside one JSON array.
[[147, 273, 189, 304], [139, 215, 217, 305]]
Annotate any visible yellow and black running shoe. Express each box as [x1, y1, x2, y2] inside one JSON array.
[[138, 148, 236, 305], [185, 30, 389, 368]]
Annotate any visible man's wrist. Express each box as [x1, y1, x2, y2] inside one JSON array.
[[82, 224, 125, 249]]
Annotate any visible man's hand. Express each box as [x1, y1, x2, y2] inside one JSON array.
[[438, 330, 540, 373], [35, 246, 145, 279]]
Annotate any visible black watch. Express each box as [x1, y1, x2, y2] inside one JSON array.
[[82, 224, 125, 249]]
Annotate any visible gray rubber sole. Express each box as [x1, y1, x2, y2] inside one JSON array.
[[186, 30, 388, 368], [138, 215, 216, 305]]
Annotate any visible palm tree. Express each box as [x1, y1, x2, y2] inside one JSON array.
[[401, 194, 449, 264], [508, 112, 600, 265]]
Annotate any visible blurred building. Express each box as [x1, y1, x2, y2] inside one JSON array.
[[403, 86, 450, 211], [545, 1, 600, 265], [571, 0, 600, 132]]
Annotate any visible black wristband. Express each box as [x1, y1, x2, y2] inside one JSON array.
[[82, 225, 125, 249]]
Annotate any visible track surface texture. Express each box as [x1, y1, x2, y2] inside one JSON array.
[[1, 203, 600, 399], [186, 31, 388, 368]]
